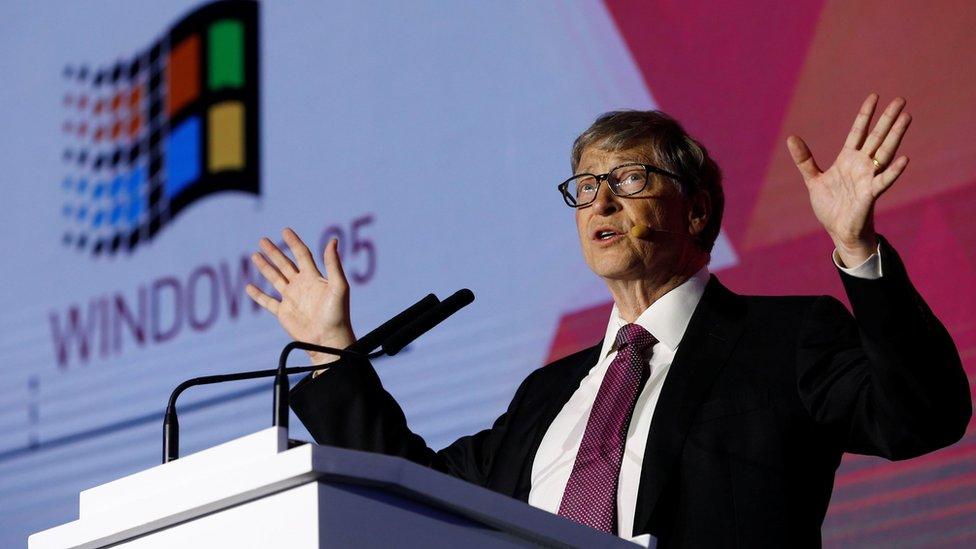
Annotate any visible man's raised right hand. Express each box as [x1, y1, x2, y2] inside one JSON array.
[[245, 228, 356, 367]]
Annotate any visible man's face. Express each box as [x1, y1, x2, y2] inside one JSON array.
[[574, 145, 699, 282]]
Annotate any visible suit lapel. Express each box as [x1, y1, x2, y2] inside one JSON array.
[[512, 343, 601, 501], [632, 276, 747, 536]]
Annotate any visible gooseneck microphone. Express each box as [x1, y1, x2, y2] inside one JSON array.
[[162, 342, 365, 463], [272, 293, 441, 430], [163, 290, 475, 463], [165, 293, 440, 463], [628, 225, 693, 240], [382, 289, 475, 356], [348, 293, 441, 354]]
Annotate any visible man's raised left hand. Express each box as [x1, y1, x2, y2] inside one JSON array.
[[787, 93, 912, 267]]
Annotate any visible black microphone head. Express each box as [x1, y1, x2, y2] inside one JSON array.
[[348, 293, 440, 353], [381, 288, 475, 356], [446, 288, 475, 307]]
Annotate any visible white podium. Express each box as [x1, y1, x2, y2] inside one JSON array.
[[28, 428, 639, 548]]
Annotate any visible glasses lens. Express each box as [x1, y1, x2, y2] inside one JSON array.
[[610, 164, 648, 196], [567, 175, 598, 206]]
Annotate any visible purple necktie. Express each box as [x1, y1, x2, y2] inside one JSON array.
[[557, 323, 656, 534]]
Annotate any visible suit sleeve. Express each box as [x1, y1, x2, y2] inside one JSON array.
[[796, 236, 972, 460], [290, 356, 535, 487]]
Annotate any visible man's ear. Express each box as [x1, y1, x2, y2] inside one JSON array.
[[687, 190, 711, 238]]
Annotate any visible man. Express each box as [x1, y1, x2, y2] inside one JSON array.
[[245, 95, 971, 547]]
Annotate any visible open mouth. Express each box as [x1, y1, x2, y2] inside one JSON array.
[[592, 228, 623, 243]]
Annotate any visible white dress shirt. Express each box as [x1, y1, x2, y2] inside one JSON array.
[[528, 248, 882, 537]]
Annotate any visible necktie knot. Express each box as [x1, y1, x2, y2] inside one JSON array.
[[614, 323, 657, 354]]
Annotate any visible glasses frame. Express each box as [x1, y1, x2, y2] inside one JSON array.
[[557, 162, 685, 208]]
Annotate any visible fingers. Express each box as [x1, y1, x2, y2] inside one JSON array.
[[251, 251, 288, 293], [873, 155, 909, 196], [844, 93, 879, 150], [786, 135, 822, 183], [863, 97, 906, 156], [259, 237, 298, 278], [871, 111, 912, 167], [322, 238, 349, 293], [245, 284, 280, 315], [282, 227, 322, 275]]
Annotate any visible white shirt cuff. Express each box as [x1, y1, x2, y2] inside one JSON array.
[[832, 244, 883, 280]]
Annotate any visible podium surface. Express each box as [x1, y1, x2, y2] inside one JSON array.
[[29, 428, 639, 548]]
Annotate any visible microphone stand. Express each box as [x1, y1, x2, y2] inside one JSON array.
[[161, 290, 474, 464], [163, 344, 374, 463]]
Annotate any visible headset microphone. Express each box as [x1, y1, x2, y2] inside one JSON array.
[[628, 225, 691, 240]]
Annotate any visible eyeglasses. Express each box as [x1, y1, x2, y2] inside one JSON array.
[[557, 162, 684, 208]]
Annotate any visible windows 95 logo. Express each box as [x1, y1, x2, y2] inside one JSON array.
[[60, 1, 260, 256]]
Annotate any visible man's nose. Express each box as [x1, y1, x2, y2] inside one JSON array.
[[590, 180, 620, 215]]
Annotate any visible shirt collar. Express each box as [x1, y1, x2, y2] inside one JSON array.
[[598, 266, 711, 361]]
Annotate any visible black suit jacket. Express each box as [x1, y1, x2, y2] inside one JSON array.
[[291, 238, 971, 547]]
